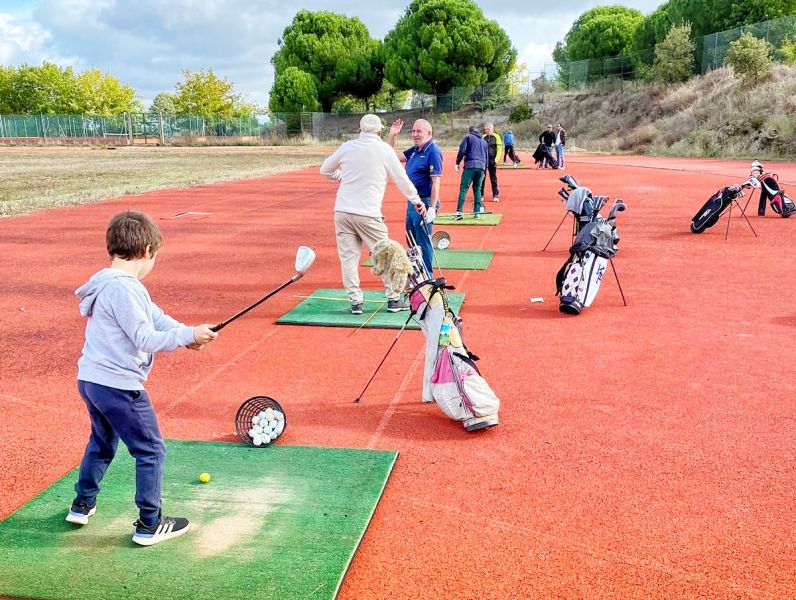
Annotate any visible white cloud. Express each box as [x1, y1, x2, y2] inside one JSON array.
[[3, 1, 667, 109]]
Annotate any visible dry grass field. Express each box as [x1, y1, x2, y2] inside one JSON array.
[[0, 145, 332, 217]]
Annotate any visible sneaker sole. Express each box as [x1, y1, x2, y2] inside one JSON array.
[[65, 506, 96, 525], [132, 522, 190, 547], [386, 307, 409, 313]]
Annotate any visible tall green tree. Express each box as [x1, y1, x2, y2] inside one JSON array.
[[382, 0, 516, 96], [653, 23, 696, 82], [75, 68, 140, 115], [268, 66, 320, 113], [561, 5, 645, 62], [271, 11, 383, 112], [173, 69, 249, 117], [150, 92, 177, 113]]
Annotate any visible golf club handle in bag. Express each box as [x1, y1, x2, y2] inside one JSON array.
[[210, 273, 302, 332]]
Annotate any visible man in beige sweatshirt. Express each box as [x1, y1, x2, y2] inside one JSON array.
[[321, 114, 425, 315]]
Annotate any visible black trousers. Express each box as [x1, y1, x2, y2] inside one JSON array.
[[480, 161, 500, 198]]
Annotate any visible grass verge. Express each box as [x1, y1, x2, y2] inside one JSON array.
[[0, 146, 331, 217]]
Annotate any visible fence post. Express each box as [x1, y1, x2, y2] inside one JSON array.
[[124, 113, 133, 145], [157, 112, 165, 145]]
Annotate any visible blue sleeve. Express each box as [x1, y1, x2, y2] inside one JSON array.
[[403, 147, 413, 161], [429, 145, 443, 175], [456, 137, 467, 164]]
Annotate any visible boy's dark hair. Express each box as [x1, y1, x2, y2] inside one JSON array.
[[106, 211, 162, 259]]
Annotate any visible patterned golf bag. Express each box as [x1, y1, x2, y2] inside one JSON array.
[[556, 212, 622, 315], [405, 246, 500, 431], [756, 173, 796, 218]]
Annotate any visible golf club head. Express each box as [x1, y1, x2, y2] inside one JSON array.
[[742, 177, 761, 189], [608, 199, 626, 220], [559, 174, 579, 190], [294, 246, 316, 276]]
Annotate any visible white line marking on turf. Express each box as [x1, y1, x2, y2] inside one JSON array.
[[367, 348, 425, 450]]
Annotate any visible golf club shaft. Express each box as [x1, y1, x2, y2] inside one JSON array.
[[354, 319, 411, 403], [211, 273, 300, 332]]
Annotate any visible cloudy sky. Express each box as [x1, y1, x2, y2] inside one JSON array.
[[0, 0, 663, 108]]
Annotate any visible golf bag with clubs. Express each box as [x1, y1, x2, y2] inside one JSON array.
[[756, 173, 796, 218], [558, 174, 608, 234], [533, 144, 558, 169], [404, 236, 500, 432], [555, 198, 625, 315], [690, 177, 761, 233]]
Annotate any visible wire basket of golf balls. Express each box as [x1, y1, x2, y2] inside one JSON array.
[[235, 396, 287, 447]]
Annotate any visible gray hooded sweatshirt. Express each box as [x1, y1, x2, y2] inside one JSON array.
[[76, 268, 196, 390]]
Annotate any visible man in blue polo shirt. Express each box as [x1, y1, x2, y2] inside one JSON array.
[[388, 118, 443, 276]]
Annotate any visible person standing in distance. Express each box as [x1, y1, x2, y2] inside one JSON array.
[[320, 114, 425, 315], [481, 122, 502, 202], [555, 123, 567, 169], [387, 118, 442, 276], [454, 126, 488, 219]]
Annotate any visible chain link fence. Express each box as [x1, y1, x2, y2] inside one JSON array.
[[702, 15, 796, 72]]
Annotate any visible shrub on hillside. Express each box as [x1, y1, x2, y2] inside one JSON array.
[[509, 104, 533, 122], [725, 32, 774, 85], [776, 36, 796, 65], [653, 24, 695, 83]]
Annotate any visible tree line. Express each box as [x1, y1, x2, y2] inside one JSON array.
[[553, 0, 796, 84]]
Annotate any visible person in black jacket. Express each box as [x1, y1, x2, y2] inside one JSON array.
[[538, 125, 556, 168], [480, 122, 501, 202]]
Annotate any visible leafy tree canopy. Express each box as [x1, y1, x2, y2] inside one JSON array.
[[271, 11, 383, 111], [725, 31, 774, 83], [653, 23, 696, 82], [269, 66, 320, 113], [0, 63, 140, 114], [563, 5, 645, 62], [173, 69, 255, 117], [150, 92, 176, 113], [382, 0, 516, 95]]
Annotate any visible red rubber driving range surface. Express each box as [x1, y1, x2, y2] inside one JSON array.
[[1, 153, 795, 598]]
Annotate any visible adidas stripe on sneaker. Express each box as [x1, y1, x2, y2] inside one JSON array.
[[132, 515, 190, 546]]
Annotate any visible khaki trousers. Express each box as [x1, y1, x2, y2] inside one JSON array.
[[334, 211, 398, 304]]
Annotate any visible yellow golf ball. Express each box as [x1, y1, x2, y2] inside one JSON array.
[[198, 472, 211, 483]]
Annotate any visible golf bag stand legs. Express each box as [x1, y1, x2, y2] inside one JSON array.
[[542, 211, 576, 252], [724, 200, 758, 241], [609, 259, 627, 306]]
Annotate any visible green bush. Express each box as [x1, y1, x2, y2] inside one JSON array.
[[777, 37, 796, 65], [725, 32, 774, 85], [653, 24, 695, 83], [509, 104, 533, 122]]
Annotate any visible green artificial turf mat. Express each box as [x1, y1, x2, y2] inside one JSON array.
[[277, 288, 464, 330], [362, 249, 493, 270], [0, 440, 397, 600], [434, 212, 502, 225]]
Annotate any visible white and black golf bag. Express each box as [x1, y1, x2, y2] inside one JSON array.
[[405, 246, 500, 432], [556, 201, 625, 315]]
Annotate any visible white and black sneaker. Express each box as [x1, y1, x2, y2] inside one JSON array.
[[66, 501, 96, 526], [387, 298, 409, 312], [132, 515, 190, 546]]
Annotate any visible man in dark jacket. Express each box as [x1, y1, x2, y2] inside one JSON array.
[[539, 125, 556, 169], [555, 123, 567, 169], [480, 122, 501, 202], [454, 126, 488, 219]]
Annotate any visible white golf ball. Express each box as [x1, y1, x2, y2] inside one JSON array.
[[268, 419, 277, 430], [251, 415, 260, 425], [275, 420, 285, 435], [248, 428, 256, 438], [264, 408, 275, 421], [258, 411, 267, 420], [274, 411, 285, 421], [253, 425, 263, 435], [269, 431, 278, 440], [252, 434, 263, 446]]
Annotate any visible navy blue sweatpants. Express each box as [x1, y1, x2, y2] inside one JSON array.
[[74, 380, 166, 526]]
